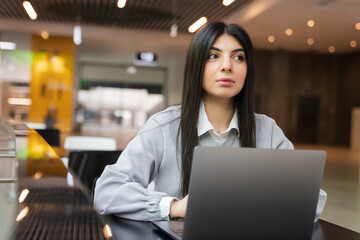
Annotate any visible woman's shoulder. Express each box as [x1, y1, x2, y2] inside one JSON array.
[[139, 105, 181, 133], [254, 113, 294, 149], [254, 113, 280, 132], [254, 113, 276, 124]]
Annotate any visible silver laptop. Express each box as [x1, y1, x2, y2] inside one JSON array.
[[153, 147, 326, 240]]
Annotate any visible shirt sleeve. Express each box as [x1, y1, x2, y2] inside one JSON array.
[[160, 196, 178, 220], [314, 189, 327, 222], [270, 120, 294, 150], [93, 121, 173, 221]]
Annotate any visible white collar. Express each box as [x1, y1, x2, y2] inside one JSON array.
[[197, 100, 239, 137]]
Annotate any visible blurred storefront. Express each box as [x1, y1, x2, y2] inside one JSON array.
[[0, 31, 167, 133]]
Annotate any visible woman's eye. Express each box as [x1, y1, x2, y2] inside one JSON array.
[[208, 54, 218, 59], [234, 55, 245, 61]]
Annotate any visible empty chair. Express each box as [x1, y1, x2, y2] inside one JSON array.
[[64, 136, 117, 151], [34, 129, 61, 147], [68, 150, 122, 191]]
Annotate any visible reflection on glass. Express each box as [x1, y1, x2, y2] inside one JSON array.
[[16, 206, 29, 222], [33, 172, 44, 179], [103, 224, 113, 239], [67, 172, 75, 187], [18, 188, 29, 203]]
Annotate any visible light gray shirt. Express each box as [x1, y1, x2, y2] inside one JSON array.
[[93, 104, 326, 221]]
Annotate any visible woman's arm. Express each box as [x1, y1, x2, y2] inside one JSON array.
[[93, 124, 171, 221]]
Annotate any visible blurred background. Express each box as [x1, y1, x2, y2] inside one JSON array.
[[0, 0, 359, 148]]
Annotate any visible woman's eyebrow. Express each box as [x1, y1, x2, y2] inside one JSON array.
[[210, 47, 245, 53]]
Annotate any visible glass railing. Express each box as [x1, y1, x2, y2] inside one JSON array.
[[0, 119, 18, 240]]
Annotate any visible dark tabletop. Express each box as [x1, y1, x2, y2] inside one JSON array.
[[105, 215, 360, 240]]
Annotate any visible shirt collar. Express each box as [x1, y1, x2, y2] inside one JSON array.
[[197, 100, 239, 137]]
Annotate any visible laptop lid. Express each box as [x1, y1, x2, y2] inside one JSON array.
[[180, 147, 326, 240]]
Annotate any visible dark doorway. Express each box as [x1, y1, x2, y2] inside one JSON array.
[[296, 96, 319, 143]]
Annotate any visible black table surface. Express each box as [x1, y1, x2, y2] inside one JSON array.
[[105, 215, 360, 240], [11, 124, 360, 240]]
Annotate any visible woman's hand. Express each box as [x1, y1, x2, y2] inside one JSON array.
[[169, 195, 188, 219]]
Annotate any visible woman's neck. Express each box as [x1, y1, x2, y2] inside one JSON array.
[[203, 96, 235, 134]]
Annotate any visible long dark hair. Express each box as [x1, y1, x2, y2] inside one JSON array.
[[178, 22, 256, 196]]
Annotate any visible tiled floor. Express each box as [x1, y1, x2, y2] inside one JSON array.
[[68, 124, 360, 233]]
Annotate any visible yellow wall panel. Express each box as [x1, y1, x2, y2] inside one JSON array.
[[28, 36, 74, 132]]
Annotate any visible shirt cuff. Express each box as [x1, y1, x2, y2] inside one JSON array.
[[160, 196, 178, 220], [314, 189, 327, 222]]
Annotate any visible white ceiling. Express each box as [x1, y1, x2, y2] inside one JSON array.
[[227, 0, 360, 53], [0, 0, 359, 54]]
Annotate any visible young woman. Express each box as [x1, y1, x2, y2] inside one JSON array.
[[94, 22, 326, 221]]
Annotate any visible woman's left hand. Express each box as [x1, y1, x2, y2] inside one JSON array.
[[169, 195, 189, 219]]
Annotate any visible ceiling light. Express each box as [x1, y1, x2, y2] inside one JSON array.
[[22, 1, 37, 20], [117, 0, 126, 8], [7, 97, 31, 105], [41, 31, 49, 40], [307, 20, 315, 28], [170, 24, 178, 38], [127, 66, 137, 74], [188, 17, 207, 33], [285, 29, 293, 36], [356, 23, 360, 30], [307, 38, 314, 46], [350, 40, 357, 48], [328, 46, 335, 54], [73, 25, 82, 45], [0, 41, 16, 50], [267, 35, 275, 43], [222, 0, 235, 6]]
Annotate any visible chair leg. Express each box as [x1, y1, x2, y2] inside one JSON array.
[[91, 177, 98, 207]]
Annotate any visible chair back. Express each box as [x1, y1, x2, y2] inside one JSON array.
[[68, 150, 122, 191], [64, 136, 117, 151], [34, 129, 61, 147]]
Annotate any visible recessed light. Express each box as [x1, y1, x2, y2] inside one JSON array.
[[117, 0, 126, 8], [285, 29, 293, 36], [222, 0, 235, 6], [188, 17, 207, 33], [73, 25, 82, 45], [170, 24, 178, 38], [23, 1, 37, 20], [355, 23, 360, 30], [307, 38, 314, 46], [350, 40, 357, 48], [41, 31, 49, 40], [328, 46, 335, 53], [307, 20, 315, 28], [267, 35, 275, 43]]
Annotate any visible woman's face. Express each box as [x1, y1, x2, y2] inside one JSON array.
[[202, 34, 247, 102]]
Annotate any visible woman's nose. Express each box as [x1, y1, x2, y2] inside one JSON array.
[[221, 58, 232, 72]]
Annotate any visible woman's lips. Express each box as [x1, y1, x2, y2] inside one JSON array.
[[216, 78, 235, 86]]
